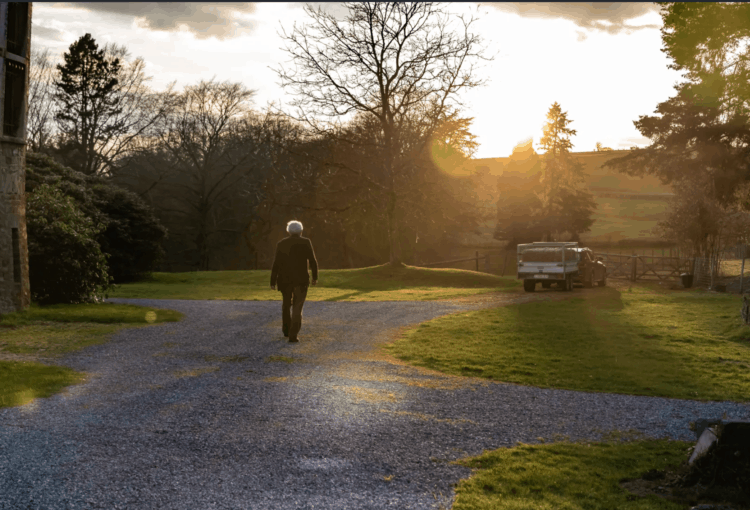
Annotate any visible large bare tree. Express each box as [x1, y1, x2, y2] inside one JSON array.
[[277, 2, 488, 265], [154, 79, 259, 270]]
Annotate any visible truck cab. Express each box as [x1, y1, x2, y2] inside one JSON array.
[[517, 242, 580, 292]]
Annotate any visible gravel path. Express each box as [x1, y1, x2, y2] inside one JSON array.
[[2, 294, 750, 510]]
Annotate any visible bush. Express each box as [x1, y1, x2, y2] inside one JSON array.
[[26, 183, 111, 304], [88, 182, 167, 282], [26, 152, 167, 282]]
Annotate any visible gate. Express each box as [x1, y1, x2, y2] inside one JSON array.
[[597, 253, 692, 282]]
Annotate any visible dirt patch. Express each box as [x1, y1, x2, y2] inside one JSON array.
[[621, 423, 750, 508], [621, 462, 749, 508]]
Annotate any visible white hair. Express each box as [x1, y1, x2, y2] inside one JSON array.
[[286, 220, 303, 234]]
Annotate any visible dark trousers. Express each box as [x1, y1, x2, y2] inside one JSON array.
[[281, 284, 308, 341]]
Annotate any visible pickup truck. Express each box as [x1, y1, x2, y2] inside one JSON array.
[[517, 242, 580, 292]]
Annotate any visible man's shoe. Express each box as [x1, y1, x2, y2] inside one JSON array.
[[288, 337, 299, 343], [282, 327, 289, 337]]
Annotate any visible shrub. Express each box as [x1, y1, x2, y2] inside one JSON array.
[[88, 182, 167, 282], [26, 183, 111, 304], [26, 152, 167, 282]]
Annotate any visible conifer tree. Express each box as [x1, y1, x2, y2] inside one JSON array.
[[536, 102, 596, 241], [54, 33, 123, 175]]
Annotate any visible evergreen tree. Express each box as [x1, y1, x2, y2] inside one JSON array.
[[535, 102, 596, 241], [604, 3, 750, 259], [54, 33, 123, 175], [605, 3, 750, 204]]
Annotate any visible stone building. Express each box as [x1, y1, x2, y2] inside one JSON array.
[[0, 3, 31, 314]]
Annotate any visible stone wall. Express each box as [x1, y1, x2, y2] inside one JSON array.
[[0, 144, 29, 314], [0, 2, 32, 314]]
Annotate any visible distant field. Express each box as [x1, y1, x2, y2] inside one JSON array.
[[584, 196, 668, 244]]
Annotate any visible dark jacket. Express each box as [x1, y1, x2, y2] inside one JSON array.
[[270, 234, 318, 288]]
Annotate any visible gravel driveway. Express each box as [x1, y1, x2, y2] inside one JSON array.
[[2, 294, 750, 509]]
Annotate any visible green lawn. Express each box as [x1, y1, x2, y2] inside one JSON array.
[[0, 303, 182, 408], [110, 264, 518, 301], [453, 439, 689, 509], [386, 285, 750, 401]]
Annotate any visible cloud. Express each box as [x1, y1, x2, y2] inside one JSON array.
[[304, 2, 349, 20], [31, 23, 67, 42], [485, 2, 662, 35], [67, 2, 257, 39]]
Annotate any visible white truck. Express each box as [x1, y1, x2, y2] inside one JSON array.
[[517, 242, 579, 292]]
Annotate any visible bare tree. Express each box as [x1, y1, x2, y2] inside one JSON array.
[[97, 43, 178, 174], [277, 2, 488, 265], [155, 79, 259, 270], [28, 47, 57, 152]]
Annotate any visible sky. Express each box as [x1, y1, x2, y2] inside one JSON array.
[[30, 2, 684, 159]]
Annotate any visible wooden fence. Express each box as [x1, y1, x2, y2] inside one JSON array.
[[597, 253, 692, 281], [418, 250, 693, 282], [421, 251, 486, 272]]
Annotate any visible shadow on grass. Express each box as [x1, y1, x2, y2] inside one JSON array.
[[324, 291, 366, 302], [512, 285, 730, 399]]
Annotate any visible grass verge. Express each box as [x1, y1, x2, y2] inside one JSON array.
[[385, 284, 750, 401], [452, 439, 690, 509], [0, 362, 85, 408], [0, 303, 182, 408], [109, 264, 518, 301]]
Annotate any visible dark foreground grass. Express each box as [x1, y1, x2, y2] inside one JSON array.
[[453, 439, 689, 509], [0, 303, 182, 408], [110, 264, 517, 301], [386, 285, 750, 401]]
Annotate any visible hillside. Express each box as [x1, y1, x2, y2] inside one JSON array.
[[471, 149, 672, 244]]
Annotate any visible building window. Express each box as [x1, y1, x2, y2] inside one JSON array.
[[6, 3, 29, 56], [3, 59, 26, 138], [12, 228, 21, 283]]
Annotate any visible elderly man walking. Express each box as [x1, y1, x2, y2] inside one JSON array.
[[270, 220, 318, 342]]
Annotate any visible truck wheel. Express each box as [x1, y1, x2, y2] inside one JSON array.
[[541, 281, 551, 289], [523, 280, 536, 292], [598, 275, 607, 287]]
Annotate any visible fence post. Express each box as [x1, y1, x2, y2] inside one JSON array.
[[501, 251, 509, 277], [631, 254, 637, 281], [740, 245, 746, 294], [691, 257, 697, 283]]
